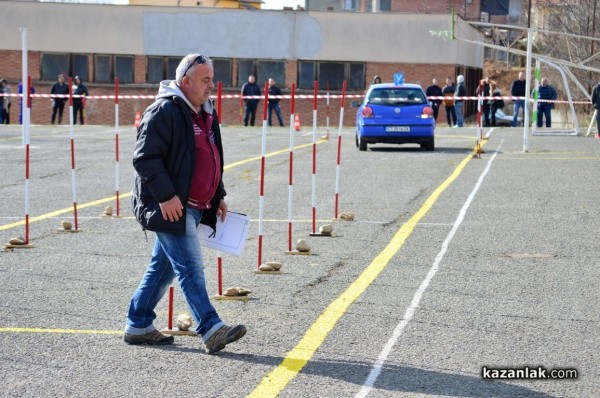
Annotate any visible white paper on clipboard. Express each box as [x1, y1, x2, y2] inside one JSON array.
[[198, 211, 250, 256]]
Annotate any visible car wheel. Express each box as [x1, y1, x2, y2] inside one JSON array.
[[358, 134, 367, 151], [355, 132, 359, 148], [421, 139, 435, 151]]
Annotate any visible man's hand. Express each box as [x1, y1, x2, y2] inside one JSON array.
[[216, 199, 228, 222], [160, 196, 184, 222]]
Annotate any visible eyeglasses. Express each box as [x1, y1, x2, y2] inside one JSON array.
[[183, 55, 208, 77]]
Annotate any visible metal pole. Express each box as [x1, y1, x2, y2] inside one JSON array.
[[523, 28, 533, 152]]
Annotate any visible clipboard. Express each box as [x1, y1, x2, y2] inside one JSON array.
[[198, 211, 250, 256]]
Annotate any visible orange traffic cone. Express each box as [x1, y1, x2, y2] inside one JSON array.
[[134, 111, 141, 128], [294, 113, 300, 131]]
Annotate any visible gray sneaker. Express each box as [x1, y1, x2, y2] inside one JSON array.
[[204, 324, 247, 354], [124, 329, 174, 345]]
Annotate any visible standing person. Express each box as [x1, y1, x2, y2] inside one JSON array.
[[537, 77, 557, 128], [476, 76, 491, 127], [18, 81, 35, 125], [241, 75, 260, 127], [72, 76, 89, 125], [50, 74, 69, 124], [511, 71, 527, 127], [442, 76, 457, 127], [372, 75, 382, 84], [489, 82, 504, 127], [454, 75, 466, 128], [591, 81, 600, 139], [425, 77, 443, 122], [125, 54, 246, 354], [267, 78, 284, 127], [1, 79, 12, 124]]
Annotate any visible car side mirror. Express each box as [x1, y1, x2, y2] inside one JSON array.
[[351, 101, 360, 108]]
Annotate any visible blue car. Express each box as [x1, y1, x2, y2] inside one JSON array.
[[352, 83, 435, 151]]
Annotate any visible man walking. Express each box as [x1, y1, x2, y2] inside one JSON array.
[[125, 54, 246, 354]]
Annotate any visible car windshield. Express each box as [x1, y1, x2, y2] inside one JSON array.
[[367, 88, 426, 106]]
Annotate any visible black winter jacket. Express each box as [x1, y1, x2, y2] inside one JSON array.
[[131, 95, 226, 235]]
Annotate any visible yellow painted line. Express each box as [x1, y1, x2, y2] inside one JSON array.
[[0, 195, 126, 231], [247, 149, 477, 398], [0, 327, 122, 335], [224, 140, 324, 170], [0, 140, 325, 232]]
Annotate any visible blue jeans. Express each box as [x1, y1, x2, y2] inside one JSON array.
[[268, 102, 284, 126], [513, 99, 525, 127], [125, 208, 224, 342], [537, 104, 552, 127], [455, 101, 464, 127]]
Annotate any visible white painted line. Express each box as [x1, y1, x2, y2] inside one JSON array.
[[355, 143, 502, 397]]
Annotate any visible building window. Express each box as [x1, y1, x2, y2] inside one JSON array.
[[344, 0, 356, 11], [167, 57, 181, 81], [237, 59, 285, 88], [257, 60, 284, 88], [147, 56, 233, 86], [147, 57, 164, 84], [213, 59, 232, 87], [115, 56, 134, 83], [349, 63, 365, 90], [72, 54, 89, 82], [238, 60, 255, 87], [41, 53, 88, 81], [299, 61, 316, 90], [380, 0, 391, 11], [319, 62, 345, 90], [41, 53, 69, 81], [298, 60, 365, 90], [94, 55, 112, 83]]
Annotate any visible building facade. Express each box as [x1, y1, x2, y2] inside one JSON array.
[[1, 1, 483, 126]]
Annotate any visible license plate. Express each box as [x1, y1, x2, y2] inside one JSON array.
[[385, 126, 410, 132]]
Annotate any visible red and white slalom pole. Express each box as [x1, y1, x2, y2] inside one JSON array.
[[68, 77, 79, 230], [167, 286, 174, 330], [476, 93, 482, 157], [325, 82, 330, 140], [311, 81, 318, 234], [24, 76, 32, 244], [114, 78, 121, 216], [287, 84, 296, 252], [334, 80, 347, 219], [257, 82, 269, 268], [216, 81, 223, 295]]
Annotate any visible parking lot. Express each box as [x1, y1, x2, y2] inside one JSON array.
[[0, 123, 598, 397]]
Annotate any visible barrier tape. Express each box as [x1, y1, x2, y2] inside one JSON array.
[[428, 95, 591, 105], [0, 92, 592, 104]]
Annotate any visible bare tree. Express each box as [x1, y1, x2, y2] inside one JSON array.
[[534, 0, 600, 94]]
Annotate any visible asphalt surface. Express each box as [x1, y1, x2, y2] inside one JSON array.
[[0, 122, 598, 398]]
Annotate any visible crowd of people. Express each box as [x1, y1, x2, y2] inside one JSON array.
[[5, 70, 600, 133], [417, 72, 561, 128], [0, 74, 90, 125]]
